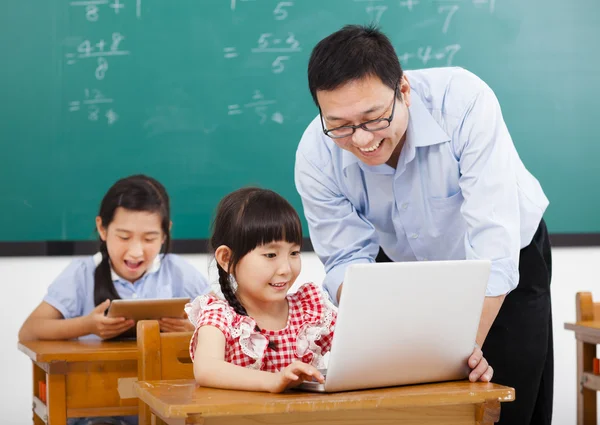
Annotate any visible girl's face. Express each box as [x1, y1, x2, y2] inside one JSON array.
[[233, 241, 301, 305], [96, 207, 166, 283]]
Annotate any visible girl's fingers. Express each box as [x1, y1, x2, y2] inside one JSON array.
[[159, 319, 188, 331], [294, 363, 324, 379], [100, 321, 134, 334], [160, 324, 186, 333], [104, 324, 134, 338], [109, 320, 135, 330], [101, 316, 128, 325]]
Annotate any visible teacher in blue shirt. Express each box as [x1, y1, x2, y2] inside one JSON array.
[[295, 25, 552, 425]]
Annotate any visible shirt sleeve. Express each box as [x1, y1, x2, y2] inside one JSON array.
[[454, 83, 522, 296], [42, 259, 88, 319], [169, 255, 211, 298], [295, 149, 378, 306]]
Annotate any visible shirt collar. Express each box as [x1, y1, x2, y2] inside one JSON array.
[[341, 92, 450, 171], [92, 252, 162, 282]]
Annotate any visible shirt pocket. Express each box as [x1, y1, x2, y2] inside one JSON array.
[[426, 190, 465, 239]]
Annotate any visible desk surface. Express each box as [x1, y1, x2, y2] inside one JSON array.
[[135, 379, 515, 419], [18, 339, 138, 363], [564, 321, 600, 344], [565, 321, 600, 331]]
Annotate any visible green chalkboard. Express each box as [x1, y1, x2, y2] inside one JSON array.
[[2, 0, 599, 242]]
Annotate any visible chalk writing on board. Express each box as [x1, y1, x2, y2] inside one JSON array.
[[96, 57, 109, 80], [271, 56, 289, 74], [252, 32, 301, 53], [273, 2, 294, 20], [398, 44, 461, 66], [438, 5, 459, 34], [473, 0, 496, 13], [68, 89, 119, 124], [226, 2, 298, 74], [223, 47, 238, 58], [69, 0, 142, 22], [367, 5, 388, 23], [65, 33, 128, 81], [228, 90, 284, 125], [230, 0, 255, 11], [236, 32, 302, 74], [399, 0, 419, 12], [353, 0, 495, 34]]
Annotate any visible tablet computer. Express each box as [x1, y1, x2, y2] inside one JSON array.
[[106, 297, 190, 321]]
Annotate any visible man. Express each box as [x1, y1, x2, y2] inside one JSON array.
[[295, 25, 552, 425]]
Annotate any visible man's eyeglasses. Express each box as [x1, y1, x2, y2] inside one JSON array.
[[319, 83, 399, 139]]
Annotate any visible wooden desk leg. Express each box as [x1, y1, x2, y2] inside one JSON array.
[[32, 363, 46, 424], [578, 340, 596, 425], [47, 373, 67, 425], [476, 400, 501, 425], [139, 399, 152, 425]]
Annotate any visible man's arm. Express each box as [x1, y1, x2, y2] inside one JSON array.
[[455, 78, 523, 303], [477, 295, 506, 347], [295, 137, 378, 305]]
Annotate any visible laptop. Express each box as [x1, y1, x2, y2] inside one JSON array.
[[297, 259, 491, 392]]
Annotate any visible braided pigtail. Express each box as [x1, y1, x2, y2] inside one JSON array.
[[217, 264, 277, 351]]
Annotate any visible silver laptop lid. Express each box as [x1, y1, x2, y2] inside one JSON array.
[[323, 260, 490, 392]]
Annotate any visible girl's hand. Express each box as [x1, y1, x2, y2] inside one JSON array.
[[269, 361, 325, 393], [468, 344, 494, 382], [87, 299, 135, 340], [159, 317, 194, 332]]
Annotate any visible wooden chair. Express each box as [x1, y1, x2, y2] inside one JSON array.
[[575, 292, 599, 425], [577, 292, 599, 322], [136, 320, 194, 425]]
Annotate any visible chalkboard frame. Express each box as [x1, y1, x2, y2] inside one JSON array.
[[0, 233, 597, 257]]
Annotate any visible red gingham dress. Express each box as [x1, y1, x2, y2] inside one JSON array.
[[186, 283, 337, 372]]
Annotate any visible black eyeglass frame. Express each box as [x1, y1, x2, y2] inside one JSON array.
[[319, 83, 399, 139]]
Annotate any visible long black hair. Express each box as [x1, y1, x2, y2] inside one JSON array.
[[210, 187, 303, 350], [94, 174, 171, 307]]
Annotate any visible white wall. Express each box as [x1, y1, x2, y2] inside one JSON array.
[[2, 248, 599, 424]]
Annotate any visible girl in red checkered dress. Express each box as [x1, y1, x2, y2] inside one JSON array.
[[185, 187, 336, 393]]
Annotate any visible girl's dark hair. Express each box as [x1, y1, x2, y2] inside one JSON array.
[[308, 24, 403, 105], [210, 187, 303, 350], [94, 174, 171, 307]]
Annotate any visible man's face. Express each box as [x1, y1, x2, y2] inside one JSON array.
[[317, 74, 411, 168]]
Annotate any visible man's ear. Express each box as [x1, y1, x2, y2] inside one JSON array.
[[215, 245, 233, 272], [399, 74, 411, 107], [96, 217, 107, 241]]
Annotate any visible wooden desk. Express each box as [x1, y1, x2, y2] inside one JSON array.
[[134, 379, 514, 425], [18, 340, 138, 425], [565, 321, 600, 425]]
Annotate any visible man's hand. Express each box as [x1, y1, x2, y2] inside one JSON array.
[[467, 344, 494, 382]]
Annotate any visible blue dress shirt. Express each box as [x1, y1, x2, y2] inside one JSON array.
[[295, 67, 548, 304]]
